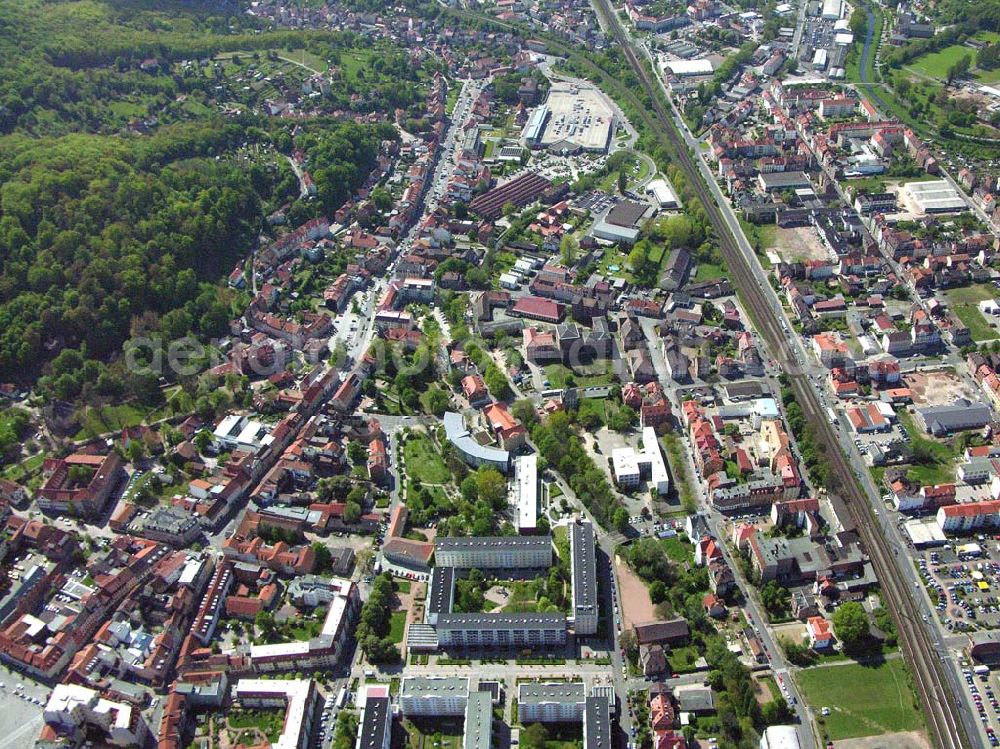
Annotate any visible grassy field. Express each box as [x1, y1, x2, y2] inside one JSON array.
[[74, 403, 147, 441], [947, 285, 1000, 341], [2, 453, 43, 480], [278, 47, 329, 73], [898, 410, 956, 484], [389, 611, 407, 644], [693, 261, 730, 282], [952, 303, 999, 342], [667, 645, 700, 673], [796, 659, 924, 741], [948, 283, 998, 304], [403, 435, 451, 484], [543, 363, 616, 389], [906, 44, 974, 80]]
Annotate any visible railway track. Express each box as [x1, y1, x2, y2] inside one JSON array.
[[585, 2, 971, 747]]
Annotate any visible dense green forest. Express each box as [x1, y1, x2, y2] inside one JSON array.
[[0, 0, 408, 394]]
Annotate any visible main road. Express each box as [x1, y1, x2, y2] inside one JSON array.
[[586, 1, 972, 747]]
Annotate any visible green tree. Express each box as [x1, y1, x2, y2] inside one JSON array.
[[348, 440, 367, 465], [832, 601, 869, 648], [520, 723, 548, 749], [312, 542, 333, 573], [344, 501, 362, 524], [760, 580, 790, 616], [560, 233, 578, 267], [475, 467, 506, 508], [612, 506, 630, 533]]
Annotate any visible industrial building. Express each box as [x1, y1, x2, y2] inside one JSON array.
[[646, 178, 680, 209], [664, 58, 714, 77], [591, 219, 640, 245], [522, 105, 550, 148], [570, 520, 599, 635], [903, 179, 968, 214], [821, 0, 842, 20], [435, 536, 553, 569]]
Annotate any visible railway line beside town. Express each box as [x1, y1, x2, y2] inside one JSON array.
[[586, 1, 971, 747]]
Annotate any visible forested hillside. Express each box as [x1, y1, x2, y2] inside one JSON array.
[[0, 0, 410, 393]]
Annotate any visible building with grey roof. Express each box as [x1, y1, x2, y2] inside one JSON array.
[[518, 682, 587, 722], [357, 687, 392, 749], [435, 613, 566, 649], [444, 412, 510, 472], [570, 521, 598, 635], [137, 505, 201, 546], [584, 697, 612, 749], [426, 566, 456, 625], [400, 677, 469, 716], [435, 536, 553, 569], [464, 690, 493, 749], [916, 399, 992, 437]]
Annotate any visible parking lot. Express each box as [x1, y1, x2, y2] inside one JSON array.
[[916, 543, 1000, 633], [962, 664, 1000, 746], [0, 671, 51, 749]]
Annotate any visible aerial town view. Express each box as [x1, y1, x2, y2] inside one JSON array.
[[3, 0, 1000, 748]]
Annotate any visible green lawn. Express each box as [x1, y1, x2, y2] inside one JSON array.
[[899, 410, 956, 466], [228, 709, 286, 743], [661, 535, 692, 564], [947, 283, 998, 305], [403, 435, 451, 484], [796, 659, 924, 741], [948, 284, 1000, 341], [667, 645, 700, 673], [2, 453, 44, 482], [389, 611, 407, 644], [954, 309, 1000, 341], [73, 403, 147, 441], [906, 44, 973, 80], [543, 363, 616, 389], [693, 261, 730, 282]]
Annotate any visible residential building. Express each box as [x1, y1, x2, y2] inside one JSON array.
[[357, 685, 392, 749], [570, 520, 599, 635], [400, 677, 469, 716], [518, 682, 586, 722], [434, 613, 567, 648], [435, 536, 553, 569]]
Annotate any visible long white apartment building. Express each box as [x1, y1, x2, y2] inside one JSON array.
[[570, 520, 599, 635], [399, 677, 469, 716], [434, 535, 552, 569]]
